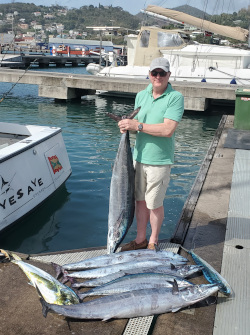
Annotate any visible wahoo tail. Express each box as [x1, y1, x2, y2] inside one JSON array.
[[106, 107, 141, 122], [51, 262, 63, 279]]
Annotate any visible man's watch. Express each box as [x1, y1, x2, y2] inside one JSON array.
[[138, 123, 143, 131]]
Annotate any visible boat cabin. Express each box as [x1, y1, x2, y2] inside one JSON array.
[[126, 26, 250, 72], [126, 26, 187, 67]]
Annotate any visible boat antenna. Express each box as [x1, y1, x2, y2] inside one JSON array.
[[249, 23, 250, 48]]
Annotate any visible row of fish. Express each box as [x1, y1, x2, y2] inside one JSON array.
[[53, 249, 188, 281], [41, 248, 224, 320], [5, 247, 232, 321]]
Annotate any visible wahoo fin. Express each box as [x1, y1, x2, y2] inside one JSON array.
[[172, 279, 179, 295]]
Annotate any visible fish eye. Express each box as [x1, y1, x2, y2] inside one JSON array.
[[114, 231, 120, 238]]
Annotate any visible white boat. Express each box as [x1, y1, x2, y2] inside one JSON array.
[[0, 122, 71, 232], [87, 6, 250, 86]]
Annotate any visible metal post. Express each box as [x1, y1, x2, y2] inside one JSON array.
[[99, 30, 102, 66]]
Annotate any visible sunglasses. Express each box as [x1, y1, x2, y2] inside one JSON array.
[[151, 70, 168, 77]]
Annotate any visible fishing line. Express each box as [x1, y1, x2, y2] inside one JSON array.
[[0, 59, 38, 103]]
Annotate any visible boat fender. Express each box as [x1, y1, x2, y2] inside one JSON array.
[[230, 78, 237, 84]]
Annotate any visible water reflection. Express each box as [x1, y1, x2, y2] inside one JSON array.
[[0, 184, 71, 253]]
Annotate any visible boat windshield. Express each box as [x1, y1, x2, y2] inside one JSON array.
[[139, 29, 184, 48], [158, 31, 184, 47], [140, 30, 150, 47]]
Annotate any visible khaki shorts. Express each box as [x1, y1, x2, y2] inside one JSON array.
[[134, 161, 171, 210]]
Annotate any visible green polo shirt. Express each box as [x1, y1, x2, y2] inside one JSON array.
[[133, 83, 184, 165]]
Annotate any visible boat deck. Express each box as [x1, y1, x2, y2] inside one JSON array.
[[0, 133, 27, 149], [0, 114, 249, 334]]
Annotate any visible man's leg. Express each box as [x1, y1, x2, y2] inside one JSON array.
[[148, 205, 164, 245], [135, 200, 150, 244]]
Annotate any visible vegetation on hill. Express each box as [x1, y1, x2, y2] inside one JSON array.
[[0, 2, 249, 44]]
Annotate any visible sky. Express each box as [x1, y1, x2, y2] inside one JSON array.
[[0, 0, 249, 15]]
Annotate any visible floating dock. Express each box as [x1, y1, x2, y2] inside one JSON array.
[[0, 115, 249, 334]]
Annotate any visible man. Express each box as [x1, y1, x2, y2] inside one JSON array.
[[118, 57, 184, 251]]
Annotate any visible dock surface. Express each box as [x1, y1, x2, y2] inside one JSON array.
[[0, 115, 249, 334]]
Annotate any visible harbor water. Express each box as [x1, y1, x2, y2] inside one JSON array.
[[0, 66, 231, 254]]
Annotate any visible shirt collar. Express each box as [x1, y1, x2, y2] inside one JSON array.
[[147, 83, 173, 97]]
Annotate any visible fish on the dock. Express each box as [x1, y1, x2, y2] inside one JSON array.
[[11, 253, 80, 305], [72, 263, 203, 288], [54, 249, 187, 274], [40, 281, 219, 320], [59, 258, 187, 281], [78, 273, 194, 300], [181, 247, 232, 296], [106, 108, 140, 253]]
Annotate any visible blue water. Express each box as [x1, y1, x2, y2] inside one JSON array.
[[0, 66, 229, 254]]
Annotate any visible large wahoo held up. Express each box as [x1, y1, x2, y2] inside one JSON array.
[[107, 108, 140, 253]]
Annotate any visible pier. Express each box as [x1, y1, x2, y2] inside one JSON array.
[[0, 53, 101, 68], [0, 68, 240, 111], [0, 115, 249, 334]]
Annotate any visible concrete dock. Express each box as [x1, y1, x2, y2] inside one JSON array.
[[0, 115, 249, 334], [0, 67, 240, 111]]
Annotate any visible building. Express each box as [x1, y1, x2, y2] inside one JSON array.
[[18, 23, 29, 30], [0, 33, 14, 45]]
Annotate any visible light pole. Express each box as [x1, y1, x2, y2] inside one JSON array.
[[110, 20, 115, 43]]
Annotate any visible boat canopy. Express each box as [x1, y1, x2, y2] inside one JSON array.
[[133, 26, 186, 66], [145, 5, 249, 42]]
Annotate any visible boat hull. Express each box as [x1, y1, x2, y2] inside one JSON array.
[[97, 64, 250, 85], [0, 123, 71, 232]]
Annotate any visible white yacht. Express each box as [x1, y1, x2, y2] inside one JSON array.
[[87, 6, 250, 86]]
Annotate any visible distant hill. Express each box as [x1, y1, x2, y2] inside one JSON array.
[[172, 5, 211, 20], [0, 2, 248, 37]]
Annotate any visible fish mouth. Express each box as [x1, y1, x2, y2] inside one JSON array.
[[181, 284, 219, 302]]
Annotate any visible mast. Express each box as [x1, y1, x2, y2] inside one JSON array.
[[86, 26, 120, 66], [145, 5, 249, 42]]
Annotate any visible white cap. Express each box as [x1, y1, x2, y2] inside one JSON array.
[[150, 57, 170, 72]]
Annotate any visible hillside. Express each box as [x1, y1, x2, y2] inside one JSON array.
[[0, 3, 141, 33], [0, 2, 249, 39]]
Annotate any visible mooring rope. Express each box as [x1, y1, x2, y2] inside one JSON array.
[[0, 59, 37, 103], [209, 66, 250, 84]]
